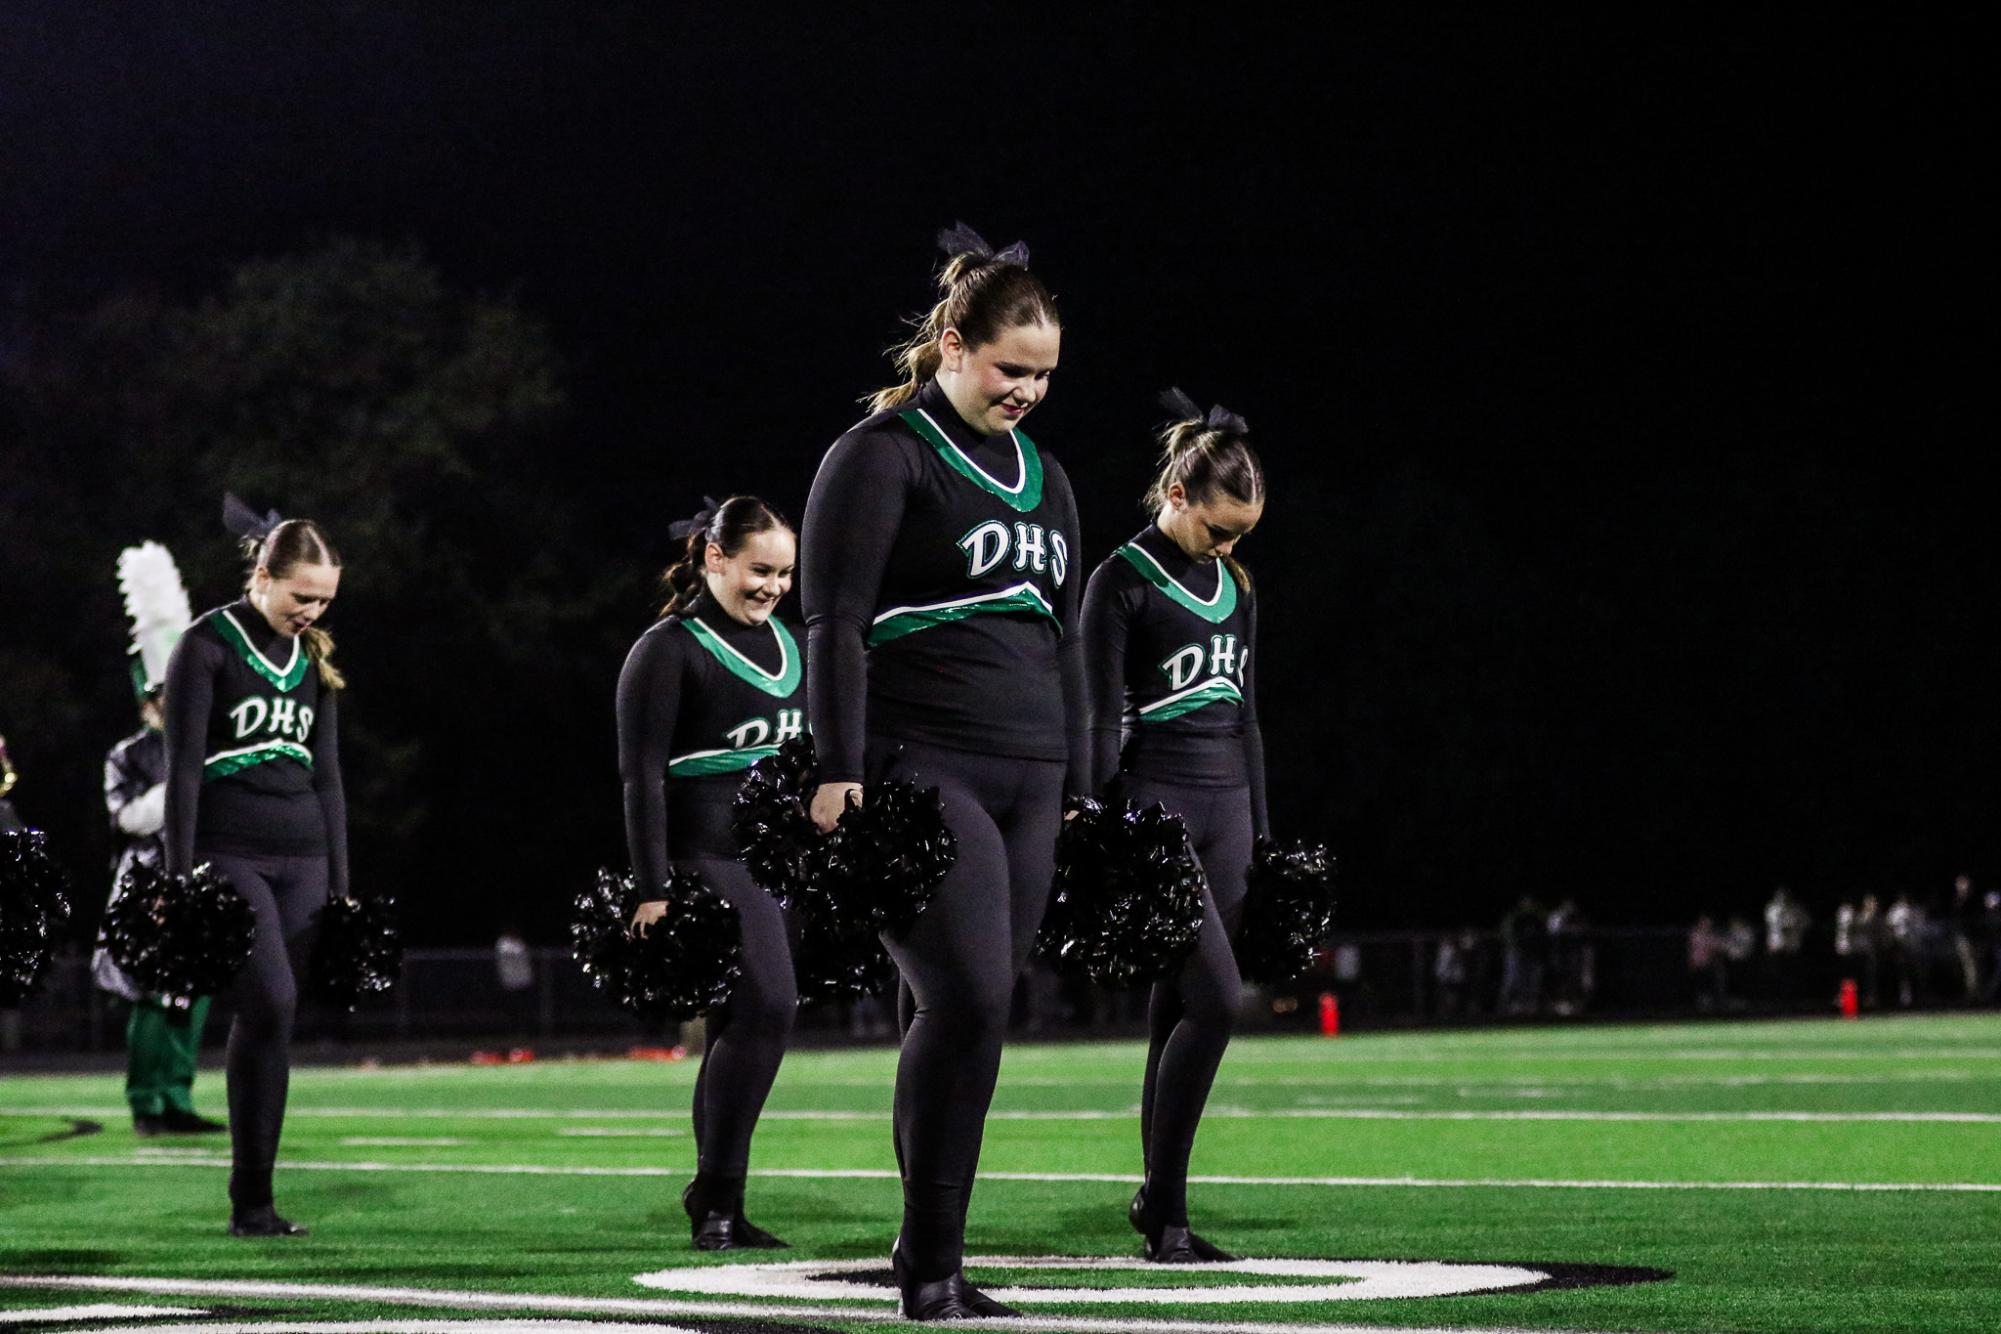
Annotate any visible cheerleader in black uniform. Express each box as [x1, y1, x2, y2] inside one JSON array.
[[1079, 392, 1266, 1263], [161, 512, 348, 1236], [618, 496, 803, 1251], [801, 227, 1085, 1320]]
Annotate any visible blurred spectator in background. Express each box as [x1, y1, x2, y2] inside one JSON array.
[[1690, 914, 1730, 1010], [1548, 899, 1594, 1016], [1499, 896, 1548, 1016], [1434, 930, 1473, 1018], [1980, 890, 2001, 1005], [1885, 892, 1923, 1007], [1764, 887, 1811, 1007], [0, 733, 22, 1051], [1947, 875, 1980, 1002], [1835, 893, 1884, 1009]]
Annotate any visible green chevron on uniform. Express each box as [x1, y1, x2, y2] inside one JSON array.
[[1116, 542, 1238, 623], [204, 739, 314, 781], [667, 745, 780, 778], [901, 408, 1044, 512], [868, 583, 1057, 646], [1138, 678, 1245, 723], [214, 610, 310, 690], [680, 617, 801, 697]]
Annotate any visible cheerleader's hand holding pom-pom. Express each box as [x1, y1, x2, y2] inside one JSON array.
[[103, 861, 256, 999], [735, 737, 956, 997], [1037, 796, 1206, 989], [1235, 836, 1338, 985], [0, 828, 74, 1006], [573, 867, 742, 1020], [309, 892, 403, 1012], [731, 736, 821, 904]]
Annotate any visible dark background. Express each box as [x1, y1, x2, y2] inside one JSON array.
[[1, 5, 1989, 941]]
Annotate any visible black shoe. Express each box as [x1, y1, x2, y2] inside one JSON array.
[[228, 1207, 309, 1237], [133, 1113, 168, 1138], [682, 1181, 785, 1252], [1130, 1186, 1236, 1264], [893, 1245, 1019, 1320], [160, 1109, 227, 1135], [727, 1212, 790, 1250]]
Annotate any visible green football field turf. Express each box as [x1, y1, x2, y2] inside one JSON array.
[[4, 1013, 1999, 1333]]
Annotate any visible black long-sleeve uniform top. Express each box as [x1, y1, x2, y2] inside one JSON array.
[[616, 593, 807, 889], [1080, 523, 1269, 836], [801, 379, 1088, 788], [162, 599, 349, 896]]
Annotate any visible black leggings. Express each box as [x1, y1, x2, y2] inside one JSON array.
[[1117, 776, 1253, 1226], [204, 848, 328, 1212], [679, 856, 796, 1182], [872, 739, 1064, 1280]]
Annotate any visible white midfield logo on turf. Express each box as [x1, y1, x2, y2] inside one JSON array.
[[633, 1255, 1551, 1304]]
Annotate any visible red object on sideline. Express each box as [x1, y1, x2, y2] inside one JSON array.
[[1319, 991, 1340, 1037], [1838, 978, 1859, 1019]]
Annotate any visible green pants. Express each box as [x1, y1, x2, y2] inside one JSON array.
[[125, 997, 211, 1117]]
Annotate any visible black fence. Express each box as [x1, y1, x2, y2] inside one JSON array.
[[9, 922, 1966, 1057]]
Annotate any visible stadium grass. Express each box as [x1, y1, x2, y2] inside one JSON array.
[[1, 1013, 1997, 1333]]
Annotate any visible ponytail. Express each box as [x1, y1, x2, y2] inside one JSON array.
[[657, 495, 792, 619], [1145, 389, 1265, 591], [235, 512, 347, 690], [866, 223, 1059, 413]]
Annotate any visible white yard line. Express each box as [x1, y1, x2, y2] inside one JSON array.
[[0, 1306, 206, 1323], [9, 1104, 1999, 1124], [0, 1273, 1649, 1334], [3, 1155, 1996, 1193]]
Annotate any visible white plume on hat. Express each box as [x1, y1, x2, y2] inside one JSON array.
[[118, 541, 193, 693]]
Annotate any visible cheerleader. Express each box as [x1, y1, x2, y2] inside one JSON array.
[[618, 496, 802, 1250], [162, 504, 347, 1236], [1079, 390, 1266, 1262], [801, 226, 1085, 1319]]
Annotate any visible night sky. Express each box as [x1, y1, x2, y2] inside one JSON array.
[[1, 5, 1990, 938]]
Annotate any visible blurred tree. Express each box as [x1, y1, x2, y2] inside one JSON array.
[[3, 239, 638, 941]]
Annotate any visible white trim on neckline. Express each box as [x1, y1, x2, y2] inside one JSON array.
[[914, 408, 1027, 495], [220, 608, 302, 679], [1124, 542, 1227, 608], [688, 617, 790, 683]]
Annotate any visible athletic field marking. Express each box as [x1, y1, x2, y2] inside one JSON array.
[[0, 1306, 206, 1323], [635, 1255, 1548, 1304], [6, 1155, 1997, 1193], [338, 1137, 467, 1147], [9, 1103, 1999, 1125], [553, 1128, 683, 1137], [73, 1323, 711, 1334], [0, 1275, 1611, 1334]]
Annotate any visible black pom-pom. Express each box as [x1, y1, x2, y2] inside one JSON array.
[[102, 862, 256, 998], [0, 829, 74, 1005], [732, 736, 820, 905], [1236, 837, 1338, 984], [792, 895, 898, 1007], [816, 778, 956, 937], [309, 894, 403, 1012], [736, 736, 957, 948], [1037, 797, 1207, 989], [572, 868, 742, 1020]]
